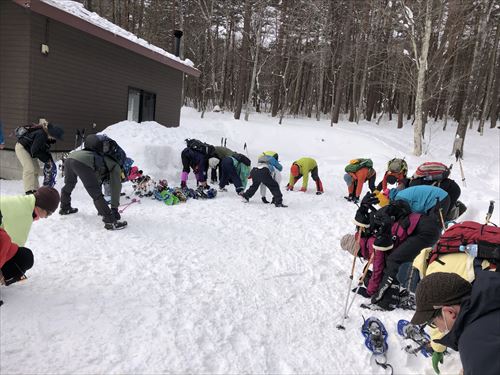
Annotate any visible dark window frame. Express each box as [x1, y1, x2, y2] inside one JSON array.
[[127, 87, 156, 122]]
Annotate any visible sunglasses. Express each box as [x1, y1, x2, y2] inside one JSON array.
[[426, 308, 442, 329]]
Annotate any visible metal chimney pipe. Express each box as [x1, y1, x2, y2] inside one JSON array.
[[173, 30, 183, 57]]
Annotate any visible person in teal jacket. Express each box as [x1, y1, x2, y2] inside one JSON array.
[[219, 154, 250, 193], [286, 157, 324, 194], [0, 187, 60, 246], [388, 185, 450, 216]]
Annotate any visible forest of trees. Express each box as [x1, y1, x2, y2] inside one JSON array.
[[79, 0, 499, 155]]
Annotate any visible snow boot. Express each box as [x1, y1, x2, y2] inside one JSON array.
[[275, 202, 288, 208], [59, 207, 78, 215], [104, 220, 128, 230], [315, 179, 324, 195]]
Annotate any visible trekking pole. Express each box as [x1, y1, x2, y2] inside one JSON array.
[[439, 208, 446, 231], [455, 149, 466, 187], [337, 227, 364, 330], [485, 200, 495, 225], [244, 142, 249, 157], [344, 251, 375, 319]]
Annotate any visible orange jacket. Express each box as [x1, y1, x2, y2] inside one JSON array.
[[0, 228, 19, 268], [348, 167, 375, 197]]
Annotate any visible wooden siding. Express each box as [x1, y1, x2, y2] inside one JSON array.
[[27, 9, 183, 151], [0, 2, 31, 148]]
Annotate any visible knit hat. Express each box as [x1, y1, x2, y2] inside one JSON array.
[[34, 187, 60, 213], [340, 234, 360, 256], [208, 157, 220, 169], [290, 164, 300, 177], [47, 123, 64, 140], [411, 272, 472, 325]]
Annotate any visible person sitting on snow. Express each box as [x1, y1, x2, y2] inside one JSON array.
[[344, 164, 376, 203], [219, 153, 251, 194], [286, 157, 324, 194], [0, 228, 34, 290], [180, 147, 210, 189], [59, 139, 127, 230], [347, 192, 441, 310], [411, 271, 500, 375], [0, 186, 60, 247], [241, 153, 287, 207]]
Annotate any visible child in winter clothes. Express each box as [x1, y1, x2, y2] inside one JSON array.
[[180, 147, 209, 188], [286, 157, 324, 194], [0, 186, 60, 246], [258, 151, 282, 203], [344, 167, 376, 203], [219, 154, 250, 193], [241, 153, 286, 207], [0, 228, 34, 288], [15, 120, 64, 194], [208, 146, 235, 183]]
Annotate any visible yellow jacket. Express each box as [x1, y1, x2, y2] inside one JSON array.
[[413, 249, 491, 353]]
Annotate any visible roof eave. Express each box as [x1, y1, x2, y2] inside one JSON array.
[[13, 0, 201, 78]]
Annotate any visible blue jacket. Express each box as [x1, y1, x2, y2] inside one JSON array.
[[390, 185, 448, 214], [262, 155, 282, 173], [436, 269, 500, 375]]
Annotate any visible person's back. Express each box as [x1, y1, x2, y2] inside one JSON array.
[[393, 185, 448, 214], [0, 194, 36, 246]]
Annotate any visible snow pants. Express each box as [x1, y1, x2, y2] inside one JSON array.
[[61, 158, 114, 223], [15, 142, 40, 193], [219, 157, 243, 193], [244, 167, 283, 204]]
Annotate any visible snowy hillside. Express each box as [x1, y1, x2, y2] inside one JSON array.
[[1, 108, 498, 374]]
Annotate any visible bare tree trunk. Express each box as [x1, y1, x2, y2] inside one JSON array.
[[245, 18, 262, 121], [490, 59, 500, 128], [234, 0, 252, 120]]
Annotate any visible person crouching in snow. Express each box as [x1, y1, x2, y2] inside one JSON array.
[[180, 147, 209, 189], [241, 153, 287, 207], [343, 160, 376, 203], [0, 186, 60, 247], [286, 157, 324, 194], [0, 228, 34, 290], [219, 153, 251, 194], [258, 151, 282, 203], [208, 146, 236, 183]]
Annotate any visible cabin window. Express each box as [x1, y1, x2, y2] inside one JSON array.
[[127, 88, 156, 122]]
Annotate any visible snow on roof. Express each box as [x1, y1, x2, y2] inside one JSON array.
[[39, 0, 195, 69]]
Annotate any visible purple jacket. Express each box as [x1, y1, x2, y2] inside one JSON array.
[[360, 213, 421, 295]]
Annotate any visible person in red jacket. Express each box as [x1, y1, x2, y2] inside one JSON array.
[[0, 228, 34, 290], [344, 167, 376, 203]]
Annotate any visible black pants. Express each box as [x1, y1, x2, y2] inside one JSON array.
[[244, 167, 282, 204], [61, 158, 114, 223], [219, 157, 243, 192], [1, 247, 34, 286], [384, 214, 442, 278]]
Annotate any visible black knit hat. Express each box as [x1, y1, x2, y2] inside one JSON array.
[[411, 272, 472, 325], [47, 123, 64, 140], [34, 187, 60, 213]]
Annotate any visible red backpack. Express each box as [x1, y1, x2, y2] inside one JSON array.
[[413, 162, 451, 181], [428, 221, 500, 265]]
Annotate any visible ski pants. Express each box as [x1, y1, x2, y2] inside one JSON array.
[[15, 142, 40, 193], [219, 157, 243, 193], [61, 158, 114, 223], [244, 167, 283, 204], [384, 214, 441, 279]]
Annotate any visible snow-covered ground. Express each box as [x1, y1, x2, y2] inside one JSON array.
[[1, 108, 499, 374]]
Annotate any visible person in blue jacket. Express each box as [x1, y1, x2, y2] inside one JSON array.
[[388, 185, 450, 217]]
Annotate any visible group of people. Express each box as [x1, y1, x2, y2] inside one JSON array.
[[340, 157, 499, 374], [2, 127, 499, 374]]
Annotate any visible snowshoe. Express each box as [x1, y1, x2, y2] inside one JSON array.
[[362, 317, 388, 355], [173, 188, 188, 202], [196, 187, 208, 199], [398, 289, 416, 310], [104, 221, 128, 230], [59, 207, 78, 215], [397, 319, 433, 357]]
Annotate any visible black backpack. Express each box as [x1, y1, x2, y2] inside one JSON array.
[[84, 134, 127, 169], [15, 124, 43, 140], [185, 138, 215, 156], [233, 153, 251, 166]]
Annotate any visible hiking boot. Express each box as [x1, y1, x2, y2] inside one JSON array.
[[59, 207, 78, 215], [371, 275, 394, 304], [373, 232, 394, 251], [240, 192, 249, 203], [275, 203, 288, 208], [344, 195, 353, 202], [104, 221, 128, 230]]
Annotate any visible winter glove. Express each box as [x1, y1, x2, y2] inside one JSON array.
[[432, 351, 444, 374], [352, 286, 370, 298], [360, 191, 379, 208], [352, 196, 360, 203], [300, 187, 307, 192], [262, 197, 270, 204], [111, 207, 121, 221], [286, 184, 293, 191]]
